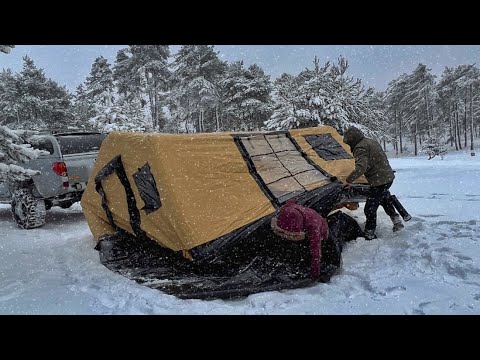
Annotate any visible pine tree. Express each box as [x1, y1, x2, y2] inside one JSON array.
[[421, 130, 447, 160], [88, 104, 150, 133], [266, 56, 377, 133], [265, 73, 301, 130], [221, 61, 273, 131], [113, 45, 171, 131], [13, 56, 73, 129], [0, 69, 20, 126], [0, 50, 49, 183], [84, 56, 114, 107], [71, 84, 96, 128], [170, 45, 226, 132], [0, 45, 14, 54], [0, 126, 48, 182]]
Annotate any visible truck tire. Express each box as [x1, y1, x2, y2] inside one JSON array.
[[44, 200, 53, 211], [11, 189, 47, 229]]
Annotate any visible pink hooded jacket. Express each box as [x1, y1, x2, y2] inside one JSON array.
[[271, 199, 329, 280]]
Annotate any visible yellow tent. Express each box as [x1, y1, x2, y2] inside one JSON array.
[[81, 126, 367, 261]]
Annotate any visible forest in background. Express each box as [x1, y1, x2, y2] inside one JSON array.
[[1, 45, 478, 157]]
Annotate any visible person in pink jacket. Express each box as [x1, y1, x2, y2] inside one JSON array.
[[270, 199, 330, 280]]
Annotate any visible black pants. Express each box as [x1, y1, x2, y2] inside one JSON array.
[[364, 181, 398, 232]]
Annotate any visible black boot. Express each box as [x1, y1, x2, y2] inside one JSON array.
[[364, 229, 377, 240], [391, 195, 412, 222], [391, 214, 405, 232]]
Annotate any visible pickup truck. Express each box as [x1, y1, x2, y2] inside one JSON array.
[[0, 131, 107, 229]]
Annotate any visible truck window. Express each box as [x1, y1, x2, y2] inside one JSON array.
[[28, 137, 55, 155], [56, 134, 107, 155]]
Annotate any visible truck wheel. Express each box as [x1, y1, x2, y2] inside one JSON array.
[[11, 189, 46, 229], [45, 200, 52, 211]]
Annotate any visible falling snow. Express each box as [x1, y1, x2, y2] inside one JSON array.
[[0, 149, 479, 314]]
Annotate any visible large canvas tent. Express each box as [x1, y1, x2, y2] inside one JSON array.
[[81, 126, 368, 299]]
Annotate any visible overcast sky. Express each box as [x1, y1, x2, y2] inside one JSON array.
[[1, 45, 479, 93]]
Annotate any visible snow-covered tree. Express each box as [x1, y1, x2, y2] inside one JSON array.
[[71, 84, 96, 128], [169, 45, 226, 132], [436, 64, 476, 151], [265, 73, 301, 130], [0, 69, 20, 126], [84, 56, 114, 107], [0, 126, 48, 182], [7, 56, 73, 129], [221, 61, 273, 131], [421, 133, 447, 160], [113, 45, 171, 131], [88, 105, 150, 133], [384, 74, 411, 154], [266, 56, 379, 134], [0, 45, 14, 54]]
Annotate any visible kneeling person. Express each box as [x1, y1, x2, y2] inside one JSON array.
[[271, 199, 335, 281]]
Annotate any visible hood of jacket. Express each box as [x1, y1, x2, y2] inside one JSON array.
[[343, 127, 365, 149]]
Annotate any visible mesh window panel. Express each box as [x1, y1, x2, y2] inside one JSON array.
[[133, 163, 162, 215], [267, 176, 304, 198], [240, 134, 329, 202], [294, 170, 328, 189], [251, 154, 290, 184], [264, 134, 296, 152], [304, 134, 352, 160], [276, 151, 316, 175]]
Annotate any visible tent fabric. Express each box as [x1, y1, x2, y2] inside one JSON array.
[[81, 126, 367, 261], [289, 127, 368, 184]]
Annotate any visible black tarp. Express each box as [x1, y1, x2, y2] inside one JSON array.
[[95, 210, 364, 300]]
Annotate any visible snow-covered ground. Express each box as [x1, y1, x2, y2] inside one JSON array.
[[1, 150, 479, 314]]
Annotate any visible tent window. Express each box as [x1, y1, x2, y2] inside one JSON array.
[[240, 134, 328, 203], [304, 134, 352, 160], [133, 163, 162, 215]]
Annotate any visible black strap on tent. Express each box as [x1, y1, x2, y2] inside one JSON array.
[[94, 155, 146, 239]]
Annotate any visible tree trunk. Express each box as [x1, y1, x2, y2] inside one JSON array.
[[414, 118, 418, 156], [399, 113, 403, 154], [394, 107, 398, 155], [471, 83, 475, 156], [454, 103, 458, 150], [425, 87, 430, 137], [455, 103, 461, 150], [449, 104, 453, 147], [215, 107, 220, 131], [464, 93, 468, 148], [146, 72, 156, 130], [186, 102, 191, 134], [155, 80, 163, 131]]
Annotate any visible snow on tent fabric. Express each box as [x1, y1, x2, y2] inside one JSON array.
[[81, 126, 369, 299]]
